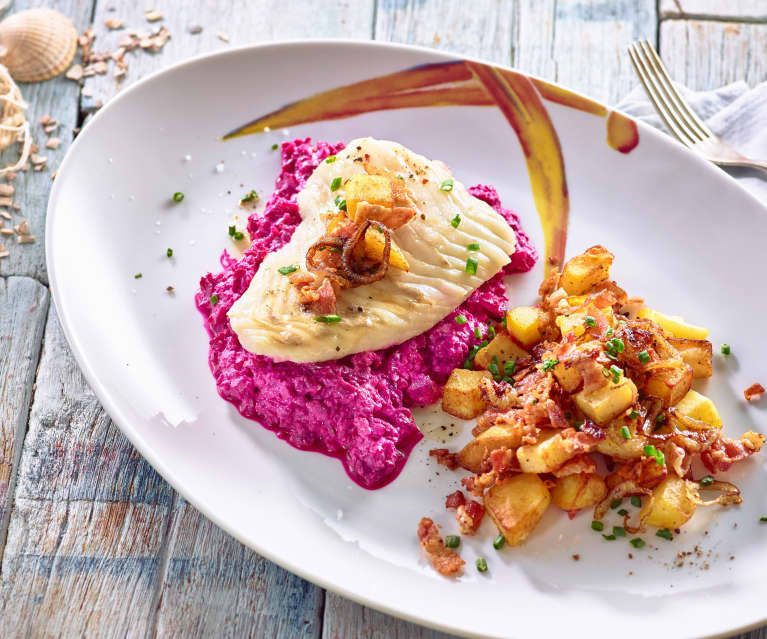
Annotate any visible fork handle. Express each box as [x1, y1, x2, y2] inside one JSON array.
[[715, 158, 767, 177]]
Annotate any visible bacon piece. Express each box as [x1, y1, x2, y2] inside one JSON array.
[[552, 453, 597, 478], [609, 456, 667, 490], [701, 431, 766, 473], [417, 518, 465, 577], [313, 278, 337, 314], [488, 447, 519, 474], [744, 383, 765, 402], [445, 490, 466, 510], [577, 421, 606, 443], [429, 448, 459, 470], [456, 500, 485, 535]]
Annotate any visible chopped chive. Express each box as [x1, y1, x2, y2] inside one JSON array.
[[487, 326, 496, 340], [643, 444, 657, 457], [271, 143, 279, 151], [440, 178, 454, 192], [479, 340, 488, 348], [475, 557, 488, 572], [134, 272, 142, 279], [240, 189, 258, 203], [467, 242, 480, 251], [630, 496, 642, 508], [493, 534, 506, 550], [455, 314, 468, 325], [325, 155, 337, 164], [610, 364, 622, 383], [656, 528, 673, 541], [699, 475, 714, 487], [334, 196, 347, 211], [630, 538, 646, 549], [465, 257, 478, 275], [620, 425, 632, 440], [228, 225, 236, 236], [172, 191, 184, 202], [315, 314, 342, 324], [574, 420, 584, 431], [474, 326, 483, 340], [445, 535, 460, 548], [166, 248, 173, 258], [760, 517, 767, 523], [618, 508, 629, 516], [502, 376, 513, 384], [591, 520, 604, 532], [328, 246, 342, 253], [541, 358, 559, 372], [655, 413, 666, 429], [503, 360, 516, 377], [209, 293, 218, 305], [233, 231, 244, 241], [468, 345, 481, 359], [629, 410, 639, 419], [613, 526, 627, 537], [602, 534, 617, 541], [396, 174, 404, 180], [721, 344, 731, 356], [278, 264, 299, 275], [610, 498, 623, 510], [463, 358, 473, 370], [584, 315, 596, 327], [655, 450, 665, 467], [330, 177, 342, 191], [450, 214, 461, 228], [488, 356, 500, 379], [638, 350, 651, 364]]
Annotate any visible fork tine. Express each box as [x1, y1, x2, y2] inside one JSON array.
[[640, 41, 714, 139], [628, 43, 697, 148]]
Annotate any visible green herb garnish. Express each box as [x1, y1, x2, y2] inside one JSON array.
[[630, 538, 646, 548], [602, 534, 617, 541], [629, 410, 639, 419], [475, 557, 488, 572], [620, 425, 631, 440], [699, 475, 714, 487], [584, 315, 596, 327], [315, 315, 342, 324], [465, 257, 478, 275], [330, 177, 342, 191], [440, 178, 454, 192], [271, 143, 279, 151], [209, 293, 218, 305], [493, 534, 506, 550], [610, 498, 623, 510], [325, 155, 337, 164], [278, 264, 299, 275], [638, 350, 651, 364], [166, 248, 173, 258], [172, 191, 184, 202], [467, 243, 480, 251], [591, 521, 604, 532], [134, 272, 142, 279], [721, 344, 731, 356], [542, 358, 559, 372], [630, 496, 642, 508], [613, 526, 627, 537], [334, 196, 347, 211], [240, 189, 258, 203], [656, 528, 673, 541], [450, 214, 461, 228], [455, 314, 468, 325]]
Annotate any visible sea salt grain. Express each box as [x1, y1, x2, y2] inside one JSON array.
[[183, 154, 191, 162], [215, 162, 225, 173]]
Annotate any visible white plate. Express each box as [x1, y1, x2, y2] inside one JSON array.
[[47, 41, 767, 639]]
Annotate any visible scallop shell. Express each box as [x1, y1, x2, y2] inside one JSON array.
[[0, 9, 78, 83]]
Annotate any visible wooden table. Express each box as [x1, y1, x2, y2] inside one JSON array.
[[1, 1, 765, 636]]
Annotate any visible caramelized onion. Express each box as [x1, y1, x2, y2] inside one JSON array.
[[341, 219, 391, 285]]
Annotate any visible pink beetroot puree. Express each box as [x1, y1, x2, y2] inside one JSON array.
[[196, 138, 537, 489]]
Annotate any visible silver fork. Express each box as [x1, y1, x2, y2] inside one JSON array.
[[628, 40, 767, 176]]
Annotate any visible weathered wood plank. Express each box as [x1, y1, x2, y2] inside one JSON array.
[[83, 0, 377, 113], [374, 0, 656, 106], [660, 20, 767, 90], [0, 276, 49, 551], [154, 498, 323, 638], [660, 0, 767, 21], [0, 0, 95, 284]]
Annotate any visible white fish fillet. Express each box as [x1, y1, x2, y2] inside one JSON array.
[[228, 138, 517, 363]]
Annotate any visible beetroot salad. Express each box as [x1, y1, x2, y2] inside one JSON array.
[[196, 138, 537, 489]]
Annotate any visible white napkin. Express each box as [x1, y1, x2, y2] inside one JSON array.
[[617, 82, 767, 204]]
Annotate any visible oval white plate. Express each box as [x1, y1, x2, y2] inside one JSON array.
[[47, 41, 767, 639]]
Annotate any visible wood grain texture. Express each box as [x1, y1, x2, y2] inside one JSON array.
[[660, 0, 767, 21], [0, 276, 48, 552], [0, 0, 95, 284], [154, 498, 323, 638], [660, 19, 767, 90], [82, 0, 377, 113]]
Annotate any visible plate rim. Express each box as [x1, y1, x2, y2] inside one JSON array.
[[45, 38, 767, 639]]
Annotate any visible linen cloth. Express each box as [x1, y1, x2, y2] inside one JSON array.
[[617, 82, 767, 204]]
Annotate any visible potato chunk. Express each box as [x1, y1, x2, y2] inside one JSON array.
[[667, 338, 713, 378], [517, 430, 581, 473], [442, 369, 493, 419], [484, 473, 551, 546], [474, 332, 529, 370], [560, 245, 614, 295], [457, 424, 523, 473], [637, 308, 709, 340], [674, 390, 722, 429], [551, 473, 607, 511], [644, 361, 693, 407], [640, 475, 700, 529], [573, 377, 638, 425], [505, 306, 542, 347], [345, 174, 392, 220], [363, 227, 409, 271], [595, 419, 648, 459]]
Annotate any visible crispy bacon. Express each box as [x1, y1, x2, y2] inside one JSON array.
[[609, 456, 667, 490], [417, 518, 465, 577], [456, 500, 485, 535], [701, 431, 766, 473], [429, 448, 459, 470], [313, 278, 337, 314], [445, 490, 466, 510], [577, 421, 606, 443], [744, 383, 765, 402], [552, 453, 597, 478]]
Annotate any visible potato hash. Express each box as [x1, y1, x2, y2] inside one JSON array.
[[420, 245, 764, 576]]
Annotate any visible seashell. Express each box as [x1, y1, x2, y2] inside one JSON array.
[[0, 9, 78, 83]]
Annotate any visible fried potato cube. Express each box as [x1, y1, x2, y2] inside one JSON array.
[[484, 473, 551, 546], [644, 361, 693, 407], [474, 332, 529, 370], [505, 306, 542, 347], [517, 430, 579, 473], [640, 475, 699, 529], [560, 245, 614, 295], [555, 313, 587, 338], [442, 369, 493, 419], [551, 473, 607, 511], [363, 227, 409, 271], [667, 338, 713, 378], [457, 424, 522, 473], [345, 174, 392, 221], [674, 390, 722, 429], [636, 308, 709, 340], [595, 419, 648, 459], [573, 377, 638, 425]]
